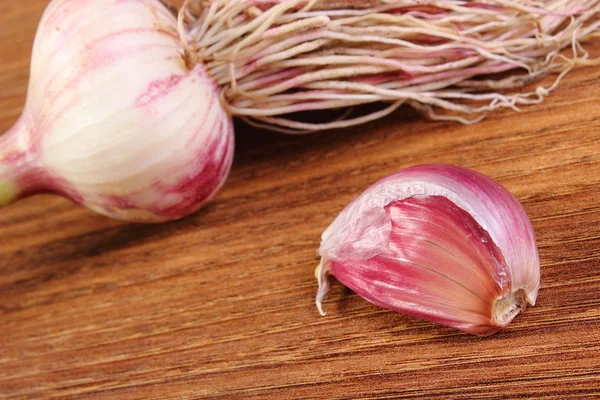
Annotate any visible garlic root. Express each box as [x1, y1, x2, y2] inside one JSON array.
[[181, 0, 600, 133]]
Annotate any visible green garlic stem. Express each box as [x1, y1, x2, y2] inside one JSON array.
[[0, 180, 17, 207], [0, 117, 30, 206]]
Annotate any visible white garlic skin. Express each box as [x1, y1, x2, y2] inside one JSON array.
[[1, 0, 233, 222]]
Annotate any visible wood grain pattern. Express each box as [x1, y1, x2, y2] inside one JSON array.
[[1, 1, 600, 399]]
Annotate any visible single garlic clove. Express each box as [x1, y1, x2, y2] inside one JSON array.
[[316, 164, 540, 336], [0, 0, 233, 222]]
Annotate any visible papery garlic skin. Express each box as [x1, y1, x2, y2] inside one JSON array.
[[316, 164, 540, 336], [0, 0, 233, 222]]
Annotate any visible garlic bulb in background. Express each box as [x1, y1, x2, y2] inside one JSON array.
[[0, 0, 233, 222], [316, 164, 540, 336]]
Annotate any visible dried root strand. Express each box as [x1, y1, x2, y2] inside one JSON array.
[[180, 0, 600, 133]]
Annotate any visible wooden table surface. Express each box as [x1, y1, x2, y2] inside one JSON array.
[[2, 1, 600, 399]]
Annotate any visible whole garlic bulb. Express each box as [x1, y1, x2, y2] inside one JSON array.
[[316, 164, 541, 336], [0, 0, 234, 222]]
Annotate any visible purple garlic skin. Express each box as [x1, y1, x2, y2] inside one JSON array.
[[316, 164, 540, 336]]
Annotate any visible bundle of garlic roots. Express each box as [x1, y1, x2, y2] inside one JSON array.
[[0, 0, 599, 222], [179, 0, 600, 132]]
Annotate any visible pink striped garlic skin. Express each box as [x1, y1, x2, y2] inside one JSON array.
[[0, 0, 233, 222], [317, 164, 540, 336]]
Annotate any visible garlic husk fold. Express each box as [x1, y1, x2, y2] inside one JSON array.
[[0, 0, 234, 222], [316, 164, 540, 336]]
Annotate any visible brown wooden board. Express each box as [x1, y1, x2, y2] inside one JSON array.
[[1, 1, 599, 399]]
